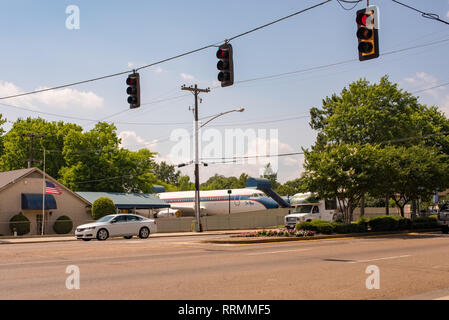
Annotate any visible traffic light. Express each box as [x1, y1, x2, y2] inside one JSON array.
[[356, 6, 379, 61], [126, 73, 140, 109], [216, 43, 234, 87]]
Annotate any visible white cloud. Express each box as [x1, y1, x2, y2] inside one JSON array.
[[127, 62, 136, 68], [34, 87, 104, 109], [180, 73, 195, 81], [402, 72, 449, 114], [211, 80, 221, 88], [119, 131, 158, 151], [0, 81, 104, 110], [154, 66, 163, 73]]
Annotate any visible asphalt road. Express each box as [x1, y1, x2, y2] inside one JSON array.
[[1, 232, 449, 300]]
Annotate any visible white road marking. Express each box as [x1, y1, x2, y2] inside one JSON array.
[[246, 248, 311, 256], [435, 296, 449, 300], [348, 255, 411, 264]]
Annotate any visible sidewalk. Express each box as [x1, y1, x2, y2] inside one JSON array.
[[0, 229, 256, 245]]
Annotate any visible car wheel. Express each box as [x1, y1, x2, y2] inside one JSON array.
[[442, 226, 449, 234], [139, 227, 150, 239], [82, 238, 92, 242], [97, 228, 109, 241], [124, 236, 133, 239]]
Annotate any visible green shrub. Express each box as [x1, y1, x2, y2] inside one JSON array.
[[296, 221, 315, 231], [356, 217, 369, 232], [92, 197, 116, 220], [397, 218, 412, 230], [53, 216, 73, 234], [315, 223, 334, 234], [368, 216, 400, 232], [296, 219, 335, 234], [333, 223, 364, 234], [411, 216, 438, 229], [9, 214, 30, 235]]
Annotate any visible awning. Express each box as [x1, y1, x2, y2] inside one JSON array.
[[21, 194, 57, 210]]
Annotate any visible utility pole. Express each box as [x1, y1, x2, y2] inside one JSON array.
[[21, 133, 46, 168], [181, 84, 210, 232]]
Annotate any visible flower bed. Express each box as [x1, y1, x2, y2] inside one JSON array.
[[232, 228, 315, 238]]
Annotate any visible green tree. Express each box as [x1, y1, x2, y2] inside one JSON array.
[[261, 163, 279, 190], [0, 118, 82, 178], [275, 178, 305, 196], [177, 175, 194, 191], [302, 143, 380, 223], [60, 122, 157, 192], [375, 145, 449, 217], [201, 174, 239, 190], [153, 161, 181, 185], [306, 76, 449, 217], [91, 197, 116, 220], [310, 76, 449, 150]]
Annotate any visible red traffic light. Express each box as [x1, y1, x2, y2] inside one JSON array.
[[126, 77, 137, 86], [216, 49, 229, 59], [356, 13, 368, 26]]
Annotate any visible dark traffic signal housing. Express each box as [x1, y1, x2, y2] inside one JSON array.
[[216, 43, 234, 87], [126, 72, 140, 109], [356, 6, 379, 61]]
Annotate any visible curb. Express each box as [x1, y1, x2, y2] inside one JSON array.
[[0, 229, 259, 245], [201, 229, 442, 244]]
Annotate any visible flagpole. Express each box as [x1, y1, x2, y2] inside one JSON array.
[[42, 149, 45, 236]]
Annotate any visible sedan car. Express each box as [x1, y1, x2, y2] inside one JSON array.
[[75, 214, 157, 241]]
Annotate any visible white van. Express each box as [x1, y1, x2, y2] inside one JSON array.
[[284, 193, 340, 229]]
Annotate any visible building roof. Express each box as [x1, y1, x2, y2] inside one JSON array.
[[76, 192, 170, 209], [0, 168, 36, 190], [0, 167, 90, 205]]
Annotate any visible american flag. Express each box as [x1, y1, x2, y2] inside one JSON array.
[[45, 181, 62, 195]]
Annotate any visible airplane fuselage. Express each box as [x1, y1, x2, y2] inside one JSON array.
[[157, 188, 279, 216]]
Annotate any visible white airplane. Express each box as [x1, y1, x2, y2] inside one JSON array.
[[156, 188, 280, 216]]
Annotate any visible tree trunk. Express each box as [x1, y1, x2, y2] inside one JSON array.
[[385, 194, 389, 215], [399, 205, 405, 217], [360, 193, 365, 217]]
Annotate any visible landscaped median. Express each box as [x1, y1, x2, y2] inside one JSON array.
[[202, 215, 442, 244]]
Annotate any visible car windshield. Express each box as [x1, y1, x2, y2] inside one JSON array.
[[97, 215, 115, 223], [294, 205, 313, 213]]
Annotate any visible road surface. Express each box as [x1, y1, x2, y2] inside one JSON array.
[[1, 232, 449, 299]]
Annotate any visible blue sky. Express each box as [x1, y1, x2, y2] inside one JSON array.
[[1, 0, 449, 183]]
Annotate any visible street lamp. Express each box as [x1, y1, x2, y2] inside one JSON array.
[[200, 108, 245, 128]]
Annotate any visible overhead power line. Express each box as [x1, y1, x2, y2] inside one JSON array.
[[0, 0, 332, 101], [1, 35, 448, 127], [336, 0, 362, 11], [392, 0, 449, 26]]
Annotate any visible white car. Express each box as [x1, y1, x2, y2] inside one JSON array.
[[75, 214, 157, 241]]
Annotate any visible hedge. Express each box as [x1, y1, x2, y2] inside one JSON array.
[[295, 215, 439, 235], [9, 214, 30, 235], [411, 216, 438, 229], [92, 197, 116, 220], [53, 215, 73, 234], [296, 219, 334, 234], [368, 215, 401, 232]]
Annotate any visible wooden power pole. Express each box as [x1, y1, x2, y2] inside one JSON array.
[[181, 84, 210, 232]]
